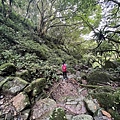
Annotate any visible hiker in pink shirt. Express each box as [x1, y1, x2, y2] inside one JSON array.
[[62, 61, 68, 80]]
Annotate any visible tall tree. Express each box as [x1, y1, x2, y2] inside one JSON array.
[[22, 0, 98, 37]]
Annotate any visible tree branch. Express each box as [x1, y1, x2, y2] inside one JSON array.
[[24, 0, 33, 19], [106, 37, 120, 43], [105, 30, 120, 34]]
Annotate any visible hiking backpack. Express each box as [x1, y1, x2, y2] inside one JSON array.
[[62, 64, 67, 72]]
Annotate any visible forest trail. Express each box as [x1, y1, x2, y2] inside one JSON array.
[[49, 78, 89, 115], [47, 77, 112, 120], [0, 74, 113, 120]]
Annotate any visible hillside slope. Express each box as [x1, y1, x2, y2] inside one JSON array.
[[0, 6, 77, 71]]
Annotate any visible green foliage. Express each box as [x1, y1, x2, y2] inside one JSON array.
[[50, 108, 67, 120], [14, 0, 27, 8], [0, 24, 15, 39], [6, 18, 22, 32], [0, 0, 119, 80], [19, 39, 50, 60], [40, 64, 59, 84], [0, 13, 4, 22], [0, 49, 22, 67], [15, 53, 42, 70], [109, 109, 120, 120], [98, 41, 113, 52], [116, 59, 120, 64]]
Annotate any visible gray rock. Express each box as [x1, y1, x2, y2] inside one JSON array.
[[72, 114, 93, 120], [10, 92, 30, 113], [84, 98, 100, 113], [66, 114, 73, 120], [66, 101, 78, 105], [2, 77, 28, 94], [0, 76, 4, 82], [32, 98, 56, 120]]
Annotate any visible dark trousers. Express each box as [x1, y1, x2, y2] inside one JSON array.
[[63, 71, 67, 79]]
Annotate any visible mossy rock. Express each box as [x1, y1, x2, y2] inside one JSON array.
[[16, 70, 30, 81], [87, 71, 113, 84], [0, 76, 4, 82], [0, 77, 13, 89], [104, 60, 117, 69], [24, 78, 46, 97], [2, 77, 28, 94], [0, 63, 16, 76], [91, 92, 114, 109]]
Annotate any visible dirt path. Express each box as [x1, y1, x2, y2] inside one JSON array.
[[49, 78, 88, 116]]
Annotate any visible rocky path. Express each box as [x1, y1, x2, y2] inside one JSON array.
[[31, 78, 112, 120], [0, 77, 113, 120], [51, 79, 88, 117]]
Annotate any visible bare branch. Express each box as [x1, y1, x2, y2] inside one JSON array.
[[107, 24, 120, 28], [105, 30, 120, 34], [93, 41, 102, 50], [24, 0, 33, 19]]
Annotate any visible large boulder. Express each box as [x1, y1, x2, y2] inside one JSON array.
[[2, 77, 28, 94], [51, 80, 79, 102], [0, 92, 30, 119], [94, 109, 112, 120], [10, 92, 30, 113], [84, 98, 100, 113], [104, 60, 117, 69], [0, 63, 16, 76], [24, 78, 46, 97], [87, 71, 113, 84], [16, 69, 30, 81], [31, 98, 56, 120]]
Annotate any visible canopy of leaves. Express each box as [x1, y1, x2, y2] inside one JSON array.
[[1, 0, 119, 65]]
